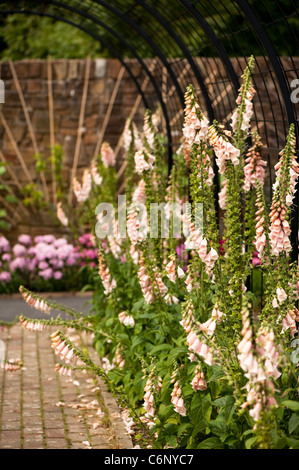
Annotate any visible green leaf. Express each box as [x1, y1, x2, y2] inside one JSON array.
[[177, 423, 193, 437], [158, 404, 174, 423], [182, 384, 195, 397], [201, 395, 212, 423], [0, 165, 6, 175], [213, 395, 236, 423], [213, 396, 232, 407], [192, 420, 208, 439], [276, 437, 287, 449], [208, 416, 229, 439], [207, 364, 225, 382], [166, 346, 188, 366], [245, 436, 257, 449], [281, 400, 299, 412], [190, 393, 202, 424], [5, 194, 19, 203], [197, 437, 222, 449], [0, 209, 7, 218], [289, 414, 299, 434], [80, 284, 93, 292], [150, 343, 173, 355], [132, 299, 145, 313], [164, 422, 179, 435], [165, 435, 177, 448], [285, 438, 299, 449], [0, 220, 9, 229]]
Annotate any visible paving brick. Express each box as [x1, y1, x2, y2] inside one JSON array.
[[46, 438, 68, 449], [0, 323, 133, 449], [1, 421, 21, 431], [45, 429, 66, 439], [23, 426, 44, 434], [0, 441, 22, 449]]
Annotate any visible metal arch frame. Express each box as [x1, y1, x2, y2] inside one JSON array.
[[45, 0, 175, 169], [0, 3, 176, 169], [235, 0, 299, 262], [134, 0, 215, 123], [90, 0, 186, 109], [180, 0, 241, 96], [236, 0, 297, 128], [0, 0, 298, 258]]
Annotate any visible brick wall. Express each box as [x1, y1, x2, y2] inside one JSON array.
[[0, 58, 158, 241], [0, 57, 297, 242]]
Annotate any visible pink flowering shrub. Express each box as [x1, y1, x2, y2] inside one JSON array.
[[12, 58, 299, 450], [75, 233, 98, 269], [0, 233, 97, 293]]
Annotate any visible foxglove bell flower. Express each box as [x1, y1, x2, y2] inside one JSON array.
[[134, 149, 155, 175], [183, 85, 209, 147], [132, 179, 146, 204], [171, 380, 186, 416], [55, 363, 72, 377], [269, 125, 298, 256], [243, 134, 266, 192], [90, 161, 103, 185], [209, 128, 240, 174], [118, 311, 135, 327], [281, 308, 299, 336], [0, 360, 23, 372], [231, 87, 255, 133], [57, 202, 68, 227], [73, 169, 92, 203], [100, 142, 116, 167], [98, 252, 117, 295], [20, 287, 51, 315], [143, 376, 155, 418], [219, 179, 227, 210], [191, 365, 207, 391], [165, 256, 176, 283], [19, 315, 46, 332], [113, 347, 125, 370], [50, 331, 77, 365], [143, 111, 155, 150], [276, 287, 287, 304]]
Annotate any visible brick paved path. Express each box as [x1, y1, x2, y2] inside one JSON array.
[[0, 323, 133, 449]]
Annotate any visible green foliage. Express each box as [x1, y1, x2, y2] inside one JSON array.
[[34, 153, 46, 173], [0, 162, 20, 229], [20, 183, 46, 209], [0, 14, 102, 59]]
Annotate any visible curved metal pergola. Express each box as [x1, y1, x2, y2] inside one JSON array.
[[0, 0, 298, 256]]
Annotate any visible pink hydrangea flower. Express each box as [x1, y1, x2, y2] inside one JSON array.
[[53, 271, 63, 280], [10, 257, 26, 271], [66, 257, 77, 267], [39, 268, 53, 280], [38, 261, 49, 270], [54, 238, 68, 248], [0, 271, 11, 282], [12, 244, 27, 257], [0, 236, 10, 252], [18, 234, 32, 245]]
